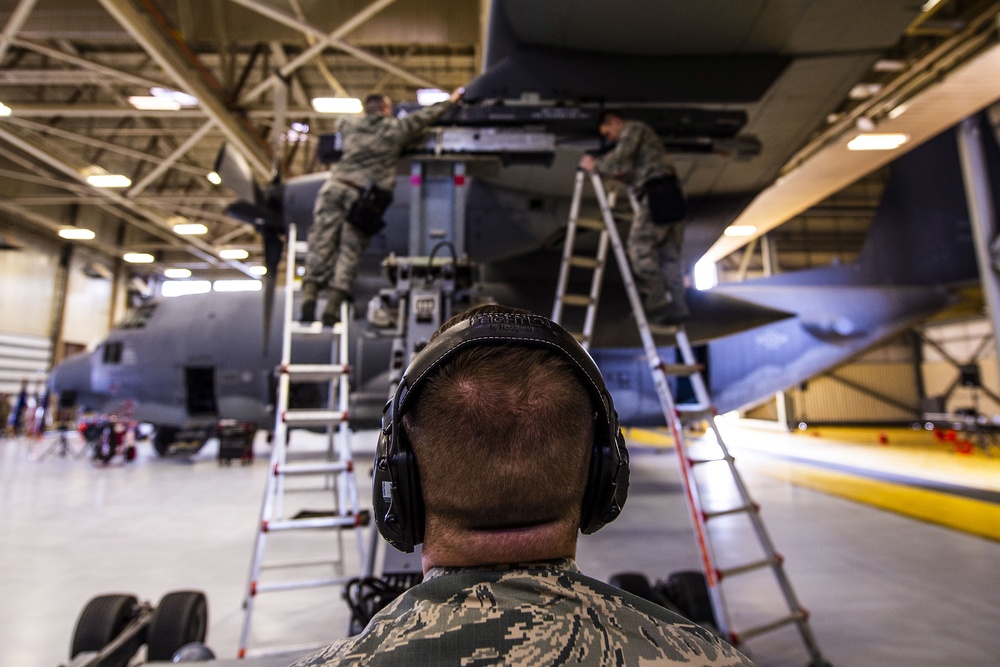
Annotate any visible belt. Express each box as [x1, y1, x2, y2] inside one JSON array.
[[336, 177, 365, 191]]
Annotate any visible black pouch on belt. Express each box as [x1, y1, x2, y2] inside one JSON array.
[[641, 174, 686, 224], [346, 184, 394, 235]]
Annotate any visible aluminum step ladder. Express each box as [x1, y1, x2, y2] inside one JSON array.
[[553, 170, 831, 667], [238, 224, 367, 659]]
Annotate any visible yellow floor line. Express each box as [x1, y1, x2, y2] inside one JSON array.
[[745, 458, 1000, 542]]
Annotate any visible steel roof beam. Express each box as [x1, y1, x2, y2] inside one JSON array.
[[0, 0, 41, 65], [97, 0, 273, 178]]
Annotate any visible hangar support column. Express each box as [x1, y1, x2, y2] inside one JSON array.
[[956, 115, 1000, 367]]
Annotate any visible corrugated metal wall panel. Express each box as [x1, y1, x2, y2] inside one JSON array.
[[0, 331, 50, 395], [792, 363, 920, 423]]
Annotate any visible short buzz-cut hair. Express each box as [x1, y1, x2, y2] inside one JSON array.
[[599, 109, 626, 125], [364, 94, 391, 115], [402, 305, 595, 531]]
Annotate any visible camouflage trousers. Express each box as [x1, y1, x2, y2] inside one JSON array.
[[627, 197, 686, 313], [302, 180, 366, 297]]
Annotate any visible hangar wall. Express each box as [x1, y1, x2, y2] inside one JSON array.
[[0, 228, 121, 394], [744, 319, 1000, 425]]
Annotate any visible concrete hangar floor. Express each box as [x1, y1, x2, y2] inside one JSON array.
[[1, 421, 998, 667]]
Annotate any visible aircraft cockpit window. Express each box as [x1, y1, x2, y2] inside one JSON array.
[[117, 304, 158, 329], [102, 341, 123, 365]]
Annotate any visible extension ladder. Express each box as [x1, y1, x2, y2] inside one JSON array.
[[238, 224, 367, 658], [553, 169, 830, 666]]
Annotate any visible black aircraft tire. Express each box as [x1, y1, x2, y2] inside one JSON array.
[[146, 590, 208, 661], [70, 594, 141, 667], [666, 570, 716, 626], [152, 427, 176, 456]]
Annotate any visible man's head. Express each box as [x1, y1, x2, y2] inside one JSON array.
[[373, 305, 629, 569], [598, 110, 626, 143], [364, 93, 392, 116]]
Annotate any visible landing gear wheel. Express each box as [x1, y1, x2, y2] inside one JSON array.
[[608, 572, 656, 601], [70, 594, 142, 667], [152, 427, 177, 456], [146, 590, 208, 661], [666, 570, 716, 627]]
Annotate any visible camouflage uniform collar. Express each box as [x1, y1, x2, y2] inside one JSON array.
[[425, 557, 579, 581]]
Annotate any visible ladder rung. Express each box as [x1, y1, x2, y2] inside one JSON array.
[[658, 362, 699, 376], [282, 363, 348, 381], [703, 503, 757, 520], [253, 575, 355, 594], [562, 294, 594, 307], [717, 555, 781, 580], [288, 321, 345, 336], [687, 455, 730, 465], [648, 323, 682, 336], [568, 256, 601, 269], [274, 461, 352, 476], [264, 514, 362, 531], [732, 610, 808, 644], [575, 217, 605, 231], [282, 409, 347, 427], [676, 403, 712, 415]]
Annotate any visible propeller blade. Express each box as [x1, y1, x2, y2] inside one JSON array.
[[213, 143, 258, 203], [261, 225, 285, 353]]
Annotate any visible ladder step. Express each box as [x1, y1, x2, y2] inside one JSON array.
[[264, 511, 368, 532], [717, 555, 782, 580], [288, 321, 345, 336], [568, 256, 601, 269], [576, 216, 605, 231], [282, 409, 348, 427], [676, 403, 712, 415], [687, 455, 729, 465], [703, 503, 757, 520], [274, 461, 352, 476], [658, 362, 699, 376], [282, 363, 348, 381], [732, 610, 808, 644], [563, 294, 594, 307], [254, 575, 355, 595]]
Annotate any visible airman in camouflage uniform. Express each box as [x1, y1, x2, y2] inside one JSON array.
[[291, 559, 754, 666], [290, 305, 753, 666], [301, 88, 464, 325], [581, 112, 688, 324]]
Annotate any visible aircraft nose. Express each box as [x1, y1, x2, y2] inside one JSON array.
[[49, 352, 93, 399]]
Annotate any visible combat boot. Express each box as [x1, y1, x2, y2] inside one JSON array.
[[322, 288, 349, 327], [300, 282, 318, 322]]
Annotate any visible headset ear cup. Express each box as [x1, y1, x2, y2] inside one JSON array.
[[372, 399, 425, 553], [579, 395, 629, 534]]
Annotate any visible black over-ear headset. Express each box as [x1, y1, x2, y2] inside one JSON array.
[[373, 311, 629, 553]]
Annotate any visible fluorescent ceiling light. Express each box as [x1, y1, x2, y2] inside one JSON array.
[[417, 88, 450, 106], [250, 265, 267, 276], [123, 252, 154, 263], [213, 279, 262, 292], [163, 268, 192, 279], [724, 225, 756, 237], [311, 97, 362, 114], [173, 223, 208, 235], [0, 102, 11, 116], [848, 83, 882, 99], [219, 248, 249, 260], [58, 227, 96, 240], [874, 59, 906, 73], [847, 133, 909, 151], [128, 96, 181, 111], [149, 87, 198, 107], [87, 174, 131, 188], [922, 0, 943, 12], [206, 171, 222, 185], [887, 103, 910, 120], [693, 257, 718, 291], [162, 280, 211, 297]]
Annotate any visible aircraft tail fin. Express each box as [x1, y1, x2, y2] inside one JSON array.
[[855, 113, 1000, 287]]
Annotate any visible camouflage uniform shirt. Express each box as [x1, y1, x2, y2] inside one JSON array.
[[330, 100, 454, 192], [290, 559, 754, 666], [594, 120, 675, 190]]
